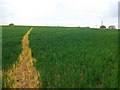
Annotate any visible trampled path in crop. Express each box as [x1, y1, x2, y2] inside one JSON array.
[[7, 27, 40, 88]]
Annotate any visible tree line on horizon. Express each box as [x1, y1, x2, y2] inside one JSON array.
[[8, 23, 116, 29]]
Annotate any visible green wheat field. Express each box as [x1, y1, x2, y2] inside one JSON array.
[[2, 26, 119, 88]]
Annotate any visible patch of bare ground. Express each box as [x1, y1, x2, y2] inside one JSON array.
[[5, 28, 41, 88]]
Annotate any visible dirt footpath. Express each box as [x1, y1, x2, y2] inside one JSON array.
[[6, 27, 41, 88]]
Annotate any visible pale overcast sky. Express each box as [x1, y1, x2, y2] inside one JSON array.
[[0, 0, 119, 28]]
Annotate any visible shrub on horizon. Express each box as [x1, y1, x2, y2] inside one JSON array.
[[8, 23, 14, 26], [108, 25, 116, 29], [100, 25, 106, 29]]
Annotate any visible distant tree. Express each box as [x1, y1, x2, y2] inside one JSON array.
[[100, 25, 106, 29], [108, 25, 116, 29], [8, 23, 14, 26], [86, 27, 90, 28]]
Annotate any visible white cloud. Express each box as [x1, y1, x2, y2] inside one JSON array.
[[0, 0, 119, 28]]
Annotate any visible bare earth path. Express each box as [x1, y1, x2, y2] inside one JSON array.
[[6, 27, 40, 88]]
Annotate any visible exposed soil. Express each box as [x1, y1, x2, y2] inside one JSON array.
[[6, 27, 41, 88]]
